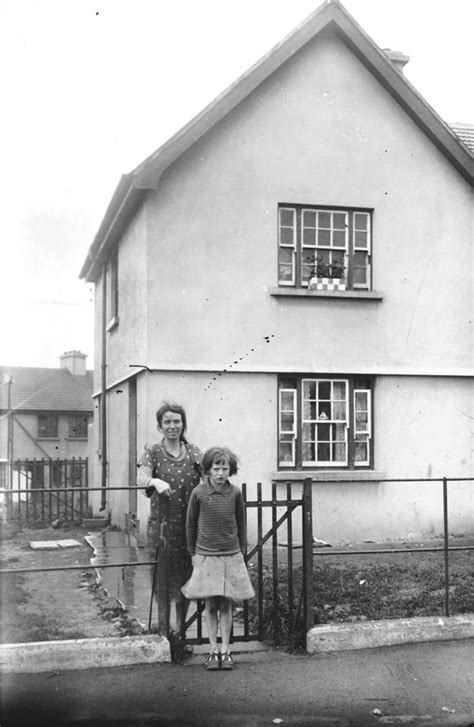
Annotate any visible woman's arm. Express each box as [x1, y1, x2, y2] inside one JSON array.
[[137, 464, 172, 498]]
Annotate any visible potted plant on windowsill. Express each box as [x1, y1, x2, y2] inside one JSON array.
[[308, 256, 346, 291]]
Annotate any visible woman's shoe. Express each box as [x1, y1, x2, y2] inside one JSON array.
[[220, 652, 234, 670], [205, 652, 220, 670]]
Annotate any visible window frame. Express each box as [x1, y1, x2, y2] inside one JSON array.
[[278, 204, 372, 291], [106, 253, 119, 331], [68, 414, 89, 439], [278, 375, 374, 470], [37, 413, 58, 439]]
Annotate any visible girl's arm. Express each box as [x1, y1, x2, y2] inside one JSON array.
[[235, 489, 246, 553], [185, 490, 199, 555]]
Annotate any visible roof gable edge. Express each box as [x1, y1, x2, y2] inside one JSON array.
[[133, 2, 473, 190]]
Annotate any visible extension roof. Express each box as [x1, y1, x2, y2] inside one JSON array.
[[0, 366, 93, 413], [79, 0, 474, 283]]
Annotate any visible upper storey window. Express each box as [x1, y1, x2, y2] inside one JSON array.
[[278, 205, 372, 291]]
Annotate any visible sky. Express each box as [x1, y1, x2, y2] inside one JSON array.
[[1, 0, 473, 370]]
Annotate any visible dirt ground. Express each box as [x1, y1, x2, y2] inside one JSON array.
[[1, 522, 141, 644]]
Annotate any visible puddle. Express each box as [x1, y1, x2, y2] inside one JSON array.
[[85, 530, 246, 640], [86, 530, 153, 627]]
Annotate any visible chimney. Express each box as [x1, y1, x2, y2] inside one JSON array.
[[384, 49, 410, 74], [60, 350, 87, 376]]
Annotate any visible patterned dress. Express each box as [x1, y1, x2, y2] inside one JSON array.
[[137, 441, 202, 600]]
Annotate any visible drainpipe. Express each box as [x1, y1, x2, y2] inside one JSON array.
[[5, 375, 13, 491], [100, 264, 108, 511]]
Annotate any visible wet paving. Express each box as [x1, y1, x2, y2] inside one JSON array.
[[86, 530, 153, 627], [85, 530, 245, 641]]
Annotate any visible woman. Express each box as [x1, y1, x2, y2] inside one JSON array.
[[137, 402, 202, 634]]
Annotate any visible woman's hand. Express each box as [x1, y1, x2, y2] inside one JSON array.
[[151, 478, 172, 498]]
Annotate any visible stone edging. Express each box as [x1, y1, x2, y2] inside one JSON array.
[[0, 634, 171, 674], [307, 614, 474, 653]]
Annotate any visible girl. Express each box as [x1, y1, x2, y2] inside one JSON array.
[[182, 447, 254, 670]]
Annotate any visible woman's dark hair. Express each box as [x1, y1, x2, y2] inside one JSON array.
[[155, 402, 188, 442], [202, 447, 239, 476]]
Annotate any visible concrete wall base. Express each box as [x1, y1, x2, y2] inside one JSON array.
[[307, 614, 474, 654], [0, 634, 171, 674]]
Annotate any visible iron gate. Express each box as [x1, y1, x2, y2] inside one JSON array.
[[148, 478, 313, 648]]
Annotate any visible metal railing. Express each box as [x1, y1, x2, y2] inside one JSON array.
[[2, 458, 88, 523], [289, 475, 473, 619], [1, 476, 473, 633]]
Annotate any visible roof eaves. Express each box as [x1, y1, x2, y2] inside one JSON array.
[[131, 1, 340, 190], [79, 174, 146, 283], [132, 0, 473, 189], [331, 18, 474, 182], [78, 2, 341, 282], [79, 0, 473, 282]]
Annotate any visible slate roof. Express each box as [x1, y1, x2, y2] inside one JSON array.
[[0, 366, 93, 413], [80, 0, 474, 283], [450, 123, 474, 154]]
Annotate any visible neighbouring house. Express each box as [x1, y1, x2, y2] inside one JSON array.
[[0, 351, 93, 490], [79, 0, 473, 544]]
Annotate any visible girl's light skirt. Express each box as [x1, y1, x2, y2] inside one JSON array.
[[181, 552, 255, 601]]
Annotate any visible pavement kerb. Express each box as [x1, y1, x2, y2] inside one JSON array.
[[307, 613, 474, 653], [0, 634, 171, 674], [2, 614, 474, 674]]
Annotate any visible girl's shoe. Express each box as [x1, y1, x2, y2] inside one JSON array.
[[205, 652, 220, 670], [220, 652, 234, 670]]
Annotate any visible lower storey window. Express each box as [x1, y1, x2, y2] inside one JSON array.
[[279, 376, 373, 468]]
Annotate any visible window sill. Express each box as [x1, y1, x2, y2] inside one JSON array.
[[106, 316, 119, 332], [66, 437, 88, 441], [272, 470, 385, 483], [269, 286, 383, 300], [37, 437, 60, 441]]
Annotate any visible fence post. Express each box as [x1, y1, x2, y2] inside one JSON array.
[[302, 477, 313, 636], [156, 500, 170, 637], [443, 477, 450, 617], [271, 481, 279, 641]]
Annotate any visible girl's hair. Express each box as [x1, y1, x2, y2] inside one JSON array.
[[155, 402, 188, 442], [202, 447, 239, 476]]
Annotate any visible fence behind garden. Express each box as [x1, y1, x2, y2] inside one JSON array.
[[2, 458, 89, 523]]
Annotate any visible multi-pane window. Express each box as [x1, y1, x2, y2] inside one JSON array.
[[37, 414, 58, 438], [278, 376, 372, 468], [68, 414, 88, 439], [279, 388, 297, 465], [278, 205, 371, 289]]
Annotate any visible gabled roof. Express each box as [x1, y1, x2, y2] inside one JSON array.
[[0, 366, 94, 413], [80, 0, 474, 283]]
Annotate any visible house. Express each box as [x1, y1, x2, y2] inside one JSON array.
[[0, 351, 93, 490], [79, 0, 473, 544]]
